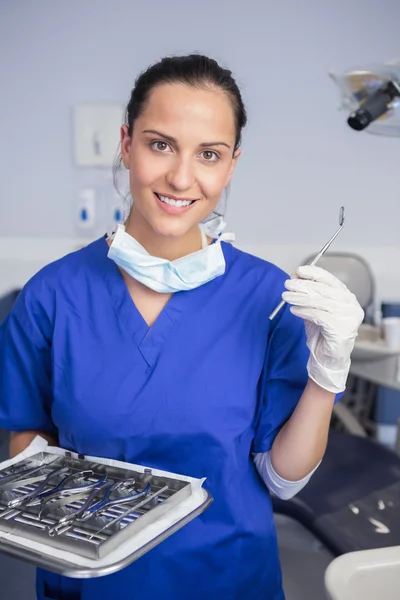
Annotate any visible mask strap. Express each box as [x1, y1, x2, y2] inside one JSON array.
[[107, 223, 124, 242], [218, 231, 236, 243], [200, 228, 208, 249]]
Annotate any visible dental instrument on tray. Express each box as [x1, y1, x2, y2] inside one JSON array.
[[44, 479, 111, 536], [0, 450, 211, 565], [39, 474, 109, 519], [0, 458, 59, 488], [47, 481, 151, 536], [88, 485, 169, 540], [30, 470, 97, 505], [0, 474, 51, 495], [6, 466, 70, 508], [269, 206, 346, 320], [79, 478, 138, 520]]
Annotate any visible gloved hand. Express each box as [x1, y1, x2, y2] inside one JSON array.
[[281, 265, 365, 394]]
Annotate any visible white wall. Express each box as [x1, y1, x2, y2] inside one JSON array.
[[1, 0, 400, 301]]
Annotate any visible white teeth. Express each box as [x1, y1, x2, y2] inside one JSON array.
[[158, 194, 193, 207]]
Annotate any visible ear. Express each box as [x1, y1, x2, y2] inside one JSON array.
[[120, 125, 132, 169], [224, 148, 241, 187]]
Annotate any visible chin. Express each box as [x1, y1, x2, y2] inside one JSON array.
[[149, 216, 200, 240]]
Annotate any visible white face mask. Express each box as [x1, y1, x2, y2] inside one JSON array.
[[107, 224, 234, 294]]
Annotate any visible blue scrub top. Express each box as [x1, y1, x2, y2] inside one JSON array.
[[0, 237, 310, 600]]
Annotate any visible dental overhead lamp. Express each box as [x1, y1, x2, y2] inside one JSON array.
[[329, 59, 400, 135]]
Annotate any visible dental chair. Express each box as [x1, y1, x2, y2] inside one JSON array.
[[0, 288, 37, 600], [0, 288, 20, 326], [273, 253, 400, 557], [0, 289, 20, 460]]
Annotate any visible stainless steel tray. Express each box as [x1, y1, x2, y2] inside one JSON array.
[[0, 447, 212, 577]]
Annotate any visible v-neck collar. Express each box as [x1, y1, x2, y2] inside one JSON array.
[[98, 236, 231, 368]]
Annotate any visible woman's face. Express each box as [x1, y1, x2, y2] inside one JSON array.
[[121, 83, 241, 241]]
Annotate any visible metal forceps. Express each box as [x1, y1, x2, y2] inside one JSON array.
[[47, 481, 151, 536], [37, 472, 107, 512], [269, 206, 346, 320], [79, 479, 148, 521], [88, 485, 168, 540], [6, 466, 69, 508], [29, 469, 95, 506], [42, 477, 109, 536], [0, 473, 51, 495], [0, 459, 58, 489]]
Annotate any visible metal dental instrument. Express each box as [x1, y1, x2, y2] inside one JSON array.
[[0, 460, 58, 488], [29, 470, 95, 505], [268, 206, 346, 320], [38, 473, 107, 516], [41, 486, 103, 523], [44, 479, 110, 536], [88, 485, 169, 540], [47, 481, 151, 537], [0, 474, 50, 494], [80, 480, 149, 521], [7, 466, 69, 508]]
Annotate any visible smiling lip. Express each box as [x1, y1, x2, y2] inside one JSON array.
[[156, 192, 200, 202], [154, 192, 198, 215]]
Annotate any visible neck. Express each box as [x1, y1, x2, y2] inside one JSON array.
[[124, 206, 204, 261]]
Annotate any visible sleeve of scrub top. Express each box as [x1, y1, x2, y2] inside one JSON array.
[[252, 303, 310, 454], [253, 450, 320, 499], [0, 288, 56, 435]]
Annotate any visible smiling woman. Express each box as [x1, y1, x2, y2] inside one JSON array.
[[0, 54, 364, 600], [113, 55, 246, 259], [104, 55, 248, 323]]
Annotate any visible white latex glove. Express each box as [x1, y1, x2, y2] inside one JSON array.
[[281, 265, 365, 394]]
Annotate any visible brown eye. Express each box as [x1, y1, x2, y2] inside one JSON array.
[[151, 140, 170, 152], [201, 150, 219, 162]]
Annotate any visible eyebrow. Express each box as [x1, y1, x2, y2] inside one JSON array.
[[142, 129, 232, 150]]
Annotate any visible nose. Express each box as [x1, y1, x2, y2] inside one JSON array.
[[165, 155, 195, 192]]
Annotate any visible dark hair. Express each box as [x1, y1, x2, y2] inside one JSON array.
[[126, 54, 246, 150], [113, 54, 247, 203]]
